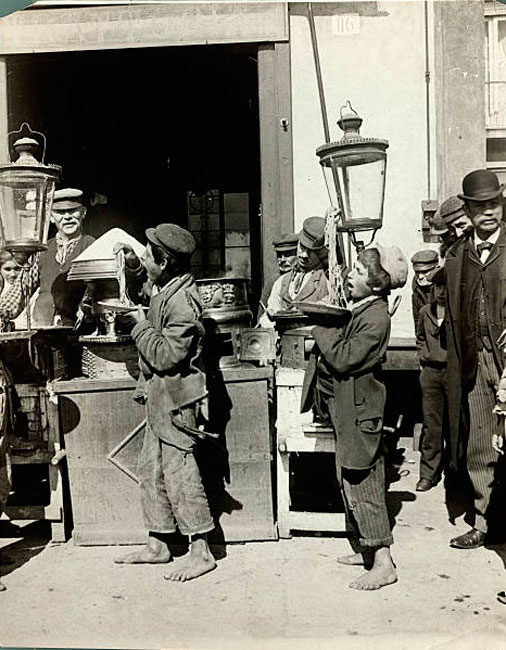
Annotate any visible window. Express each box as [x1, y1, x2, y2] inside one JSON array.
[[485, 7, 506, 183]]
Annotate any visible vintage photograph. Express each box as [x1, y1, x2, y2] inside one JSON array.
[[0, 0, 505, 648]]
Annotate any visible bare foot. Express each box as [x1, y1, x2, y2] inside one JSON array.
[[114, 537, 172, 564], [164, 538, 216, 582], [349, 564, 397, 590]]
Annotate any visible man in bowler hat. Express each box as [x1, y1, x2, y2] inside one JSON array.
[[444, 169, 506, 549]]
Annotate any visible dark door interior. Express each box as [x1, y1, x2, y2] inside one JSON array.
[[6, 44, 261, 289]]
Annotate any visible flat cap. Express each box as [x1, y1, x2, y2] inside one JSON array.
[[298, 216, 326, 250], [437, 196, 467, 226], [272, 232, 299, 252], [410, 249, 439, 271], [458, 169, 505, 202], [52, 188, 85, 211], [146, 223, 196, 258], [376, 243, 408, 290], [425, 265, 445, 285]]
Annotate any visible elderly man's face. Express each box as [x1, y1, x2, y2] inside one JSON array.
[[297, 242, 323, 271], [276, 249, 297, 273], [51, 206, 86, 238], [466, 197, 503, 238]]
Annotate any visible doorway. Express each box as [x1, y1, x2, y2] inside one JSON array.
[[6, 44, 262, 287]]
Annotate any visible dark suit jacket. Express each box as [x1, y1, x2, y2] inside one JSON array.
[[301, 297, 390, 470], [444, 226, 506, 469]]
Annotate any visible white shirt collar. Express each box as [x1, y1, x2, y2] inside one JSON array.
[[473, 227, 501, 248], [350, 294, 379, 311]]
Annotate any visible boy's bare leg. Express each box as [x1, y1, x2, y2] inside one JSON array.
[[114, 533, 172, 564], [164, 533, 216, 582], [349, 546, 397, 590], [337, 550, 373, 568]]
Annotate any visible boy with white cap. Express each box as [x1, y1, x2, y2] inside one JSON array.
[[301, 243, 408, 590]]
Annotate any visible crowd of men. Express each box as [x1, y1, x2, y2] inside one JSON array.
[[0, 168, 505, 600]]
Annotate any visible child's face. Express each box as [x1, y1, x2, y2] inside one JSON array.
[[141, 243, 166, 285], [347, 260, 373, 301], [1, 259, 20, 285]]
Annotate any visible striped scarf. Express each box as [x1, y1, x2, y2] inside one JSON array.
[[55, 233, 82, 265]]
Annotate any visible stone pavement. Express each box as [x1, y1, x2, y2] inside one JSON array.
[[0, 438, 505, 650]]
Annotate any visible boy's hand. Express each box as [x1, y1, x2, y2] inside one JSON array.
[[128, 305, 147, 324], [113, 242, 141, 270]]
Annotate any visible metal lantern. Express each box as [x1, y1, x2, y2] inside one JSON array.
[[316, 102, 389, 242], [0, 124, 61, 265]]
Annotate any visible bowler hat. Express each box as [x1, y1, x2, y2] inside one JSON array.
[[298, 216, 326, 250], [376, 243, 408, 290], [146, 223, 196, 258], [272, 233, 299, 253], [410, 249, 438, 272], [437, 196, 467, 226], [458, 169, 505, 202], [52, 188, 85, 211]]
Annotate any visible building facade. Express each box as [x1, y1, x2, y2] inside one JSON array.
[[0, 0, 495, 336]]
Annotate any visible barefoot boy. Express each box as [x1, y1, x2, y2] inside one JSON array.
[[301, 244, 408, 590], [114, 224, 216, 581]]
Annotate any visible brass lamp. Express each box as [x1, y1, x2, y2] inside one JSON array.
[[316, 101, 389, 251], [0, 123, 61, 331], [0, 123, 61, 265]]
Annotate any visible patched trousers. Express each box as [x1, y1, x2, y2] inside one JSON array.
[[328, 395, 393, 548], [138, 408, 214, 538]]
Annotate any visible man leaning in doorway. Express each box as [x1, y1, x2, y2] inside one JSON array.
[[445, 169, 506, 549], [0, 188, 95, 327], [258, 216, 329, 326]]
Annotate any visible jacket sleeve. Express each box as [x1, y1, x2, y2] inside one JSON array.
[[313, 313, 388, 376], [415, 310, 426, 356], [131, 292, 201, 373]]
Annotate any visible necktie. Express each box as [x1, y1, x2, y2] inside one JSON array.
[[477, 241, 493, 256]]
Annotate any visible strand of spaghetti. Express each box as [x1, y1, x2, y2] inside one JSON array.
[[115, 249, 128, 305], [325, 211, 348, 309]]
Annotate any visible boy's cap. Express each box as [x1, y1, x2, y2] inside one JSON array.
[[272, 232, 299, 252], [458, 169, 505, 202], [437, 195, 467, 226], [146, 223, 196, 258], [376, 243, 408, 289], [426, 265, 445, 286], [298, 216, 326, 250], [52, 188, 85, 211], [410, 249, 439, 272]]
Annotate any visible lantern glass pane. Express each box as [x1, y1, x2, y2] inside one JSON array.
[[324, 156, 386, 231], [0, 169, 55, 247]]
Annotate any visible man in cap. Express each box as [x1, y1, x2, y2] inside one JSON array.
[[113, 224, 216, 582], [410, 249, 439, 331], [258, 216, 329, 326], [439, 195, 473, 242], [258, 233, 299, 320], [0, 188, 95, 327], [445, 169, 506, 549], [301, 242, 408, 590]]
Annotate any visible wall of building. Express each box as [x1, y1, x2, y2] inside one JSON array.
[[290, 1, 438, 338]]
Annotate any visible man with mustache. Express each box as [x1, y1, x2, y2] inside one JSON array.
[[445, 169, 506, 549], [0, 188, 95, 327]]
